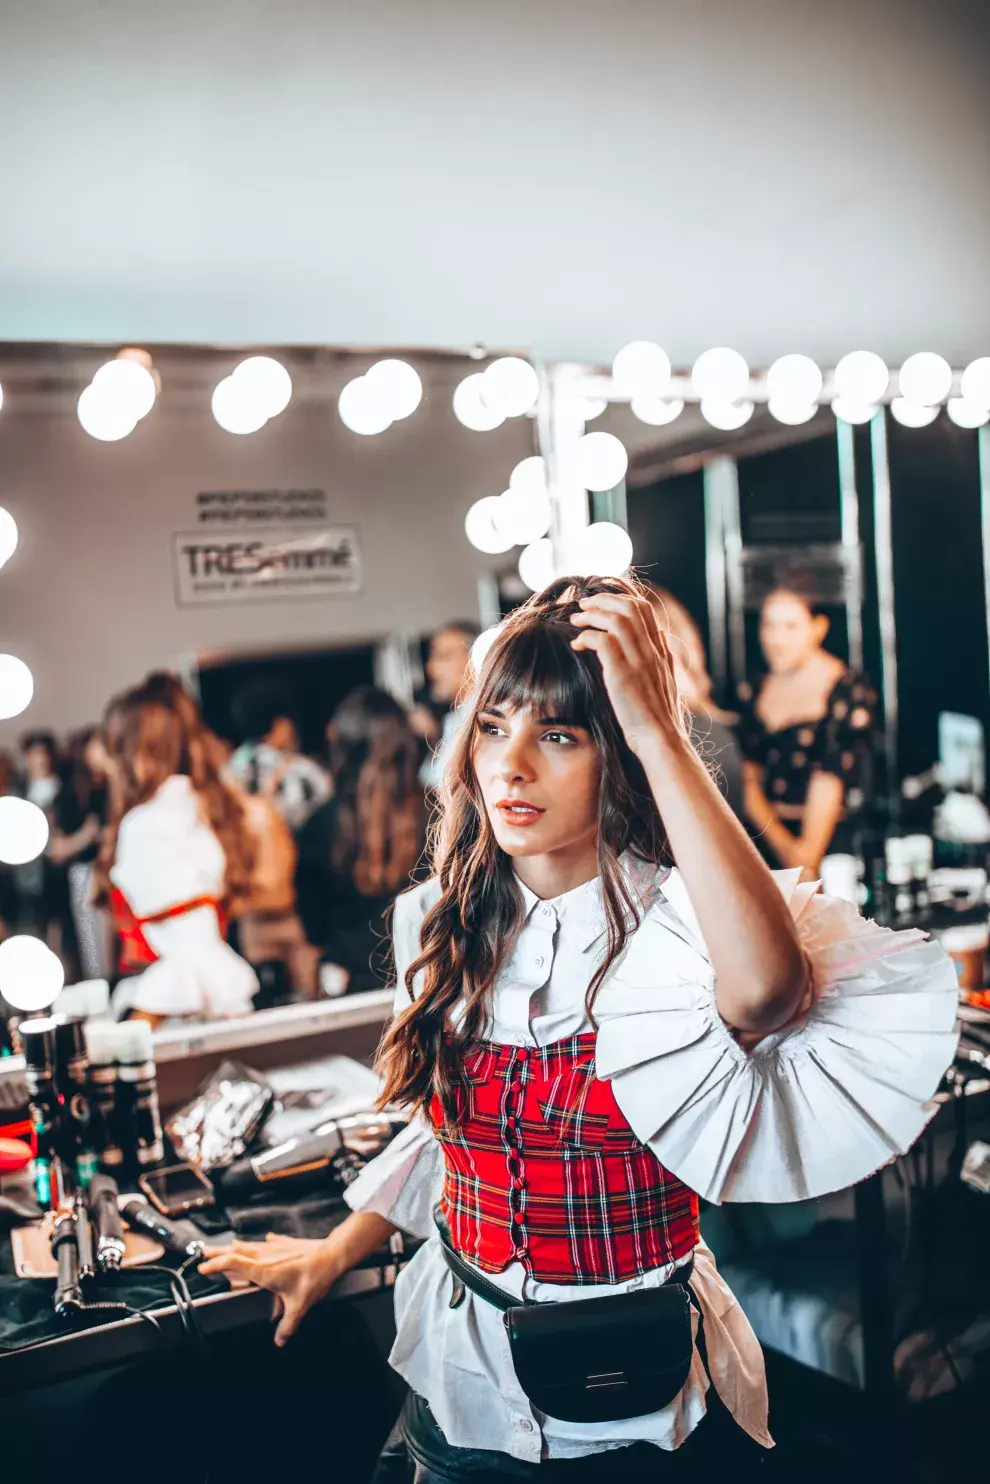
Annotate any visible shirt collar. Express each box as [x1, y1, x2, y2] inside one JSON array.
[[515, 853, 665, 952]]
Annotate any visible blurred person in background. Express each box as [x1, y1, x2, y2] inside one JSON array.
[[411, 620, 481, 790], [48, 726, 112, 979], [737, 577, 878, 874], [229, 677, 332, 831], [644, 585, 744, 820], [0, 750, 20, 941], [17, 729, 75, 969], [94, 680, 258, 1025], [297, 686, 425, 992]]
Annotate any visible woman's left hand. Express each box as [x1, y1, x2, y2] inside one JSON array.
[[570, 592, 683, 755]]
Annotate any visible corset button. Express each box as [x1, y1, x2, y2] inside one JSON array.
[[512, 1177, 525, 1191], [514, 1246, 527, 1260], [512, 1210, 525, 1224]]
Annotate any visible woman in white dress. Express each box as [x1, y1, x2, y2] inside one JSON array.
[[95, 678, 258, 1025], [202, 577, 957, 1480]]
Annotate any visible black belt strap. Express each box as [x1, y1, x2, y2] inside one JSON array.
[[433, 1205, 696, 1314]]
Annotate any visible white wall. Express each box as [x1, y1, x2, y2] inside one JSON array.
[[0, 355, 534, 744]]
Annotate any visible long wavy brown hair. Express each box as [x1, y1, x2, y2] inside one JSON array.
[[327, 686, 425, 897], [93, 677, 254, 907], [377, 574, 682, 1122]]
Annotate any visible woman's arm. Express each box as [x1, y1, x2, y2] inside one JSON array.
[[47, 814, 101, 864], [743, 763, 844, 876], [572, 594, 809, 1034]]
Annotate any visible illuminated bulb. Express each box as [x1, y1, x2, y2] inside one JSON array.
[[766, 355, 823, 406], [692, 348, 749, 403], [338, 376, 393, 436], [364, 359, 422, 421], [464, 496, 515, 554], [890, 398, 939, 428], [77, 384, 139, 442], [211, 376, 269, 435], [0, 382, 3, 414], [509, 456, 547, 493], [575, 432, 628, 491], [0, 655, 34, 720], [831, 397, 878, 426], [453, 374, 505, 431], [493, 488, 552, 545], [232, 356, 293, 418], [898, 352, 952, 407], [0, 936, 65, 1012], [700, 399, 754, 431], [768, 398, 817, 426], [833, 352, 889, 405], [582, 399, 607, 420], [631, 396, 684, 427], [0, 797, 50, 865], [571, 521, 634, 578], [0, 508, 17, 570], [92, 359, 157, 421], [481, 358, 540, 418], [470, 625, 502, 674], [518, 538, 557, 592], [961, 358, 990, 409], [947, 398, 990, 430], [612, 341, 671, 397]]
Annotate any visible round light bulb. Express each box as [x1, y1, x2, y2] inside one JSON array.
[[92, 358, 157, 420], [0, 508, 17, 570], [831, 397, 878, 426], [233, 356, 293, 418], [631, 396, 684, 427], [211, 376, 269, 435], [768, 398, 817, 426], [508, 456, 547, 493], [0, 797, 50, 865], [0, 935, 65, 1012], [582, 399, 607, 421], [575, 432, 628, 491], [961, 358, 990, 410], [365, 359, 423, 420], [612, 341, 671, 397], [0, 655, 34, 720], [481, 358, 540, 419], [890, 398, 939, 428], [692, 348, 750, 403], [493, 488, 552, 546], [453, 374, 505, 431], [898, 353, 952, 407], [470, 625, 502, 674], [464, 497, 515, 555], [766, 354, 823, 406], [833, 352, 889, 405], [518, 538, 557, 593], [77, 384, 139, 442], [338, 376, 393, 436], [700, 399, 755, 431], [946, 398, 990, 430], [571, 521, 634, 578]]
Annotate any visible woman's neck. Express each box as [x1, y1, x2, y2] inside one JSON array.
[[511, 841, 600, 901]]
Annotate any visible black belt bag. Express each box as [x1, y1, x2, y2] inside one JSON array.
[[434, 1207, 698, 1424]]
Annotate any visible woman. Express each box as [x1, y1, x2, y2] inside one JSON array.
[[737, 580, 878, 874], [202, 577, 956, 1479], [296, 686, 425, 993], [48, 727, 111, 980], [94, 680, 258, 1024], [645, 585, 744, 820]]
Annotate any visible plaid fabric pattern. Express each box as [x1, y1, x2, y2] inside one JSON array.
[[428, 1034, 699, 1285]]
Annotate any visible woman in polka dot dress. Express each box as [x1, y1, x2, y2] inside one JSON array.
[[737, 582, 878, 874]]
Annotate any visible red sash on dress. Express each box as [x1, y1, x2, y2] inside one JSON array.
[[429, 1033, 699, 1286], [110, 887, 227, 974]]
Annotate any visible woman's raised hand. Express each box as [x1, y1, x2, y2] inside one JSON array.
[[570, 592, 684, 756], [199, 1232, 341, 1346]]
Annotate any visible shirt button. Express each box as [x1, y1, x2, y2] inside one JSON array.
[[541, 905, 553, 917], [517, 1417, 535, 1433], [534, 956, 545, 969]]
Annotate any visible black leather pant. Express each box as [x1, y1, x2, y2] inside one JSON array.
[[371, 1391, 766, 1483]]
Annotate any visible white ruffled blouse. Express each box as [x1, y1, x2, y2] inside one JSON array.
[[110, 775, 258, 1021], [343, 859, 958, 1463]]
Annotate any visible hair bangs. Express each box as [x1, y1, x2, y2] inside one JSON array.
[[477, 617, 595, 730]]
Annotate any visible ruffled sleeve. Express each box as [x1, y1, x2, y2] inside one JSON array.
[[342, 877, 445, 1237], [594, 869, 959, 1204]]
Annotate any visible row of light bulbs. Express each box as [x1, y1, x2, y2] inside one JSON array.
[[0, 506, 68, 1012], [602, 344, 990, 431]]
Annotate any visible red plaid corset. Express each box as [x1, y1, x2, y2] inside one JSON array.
[[428, 1033, 700, 1285]]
